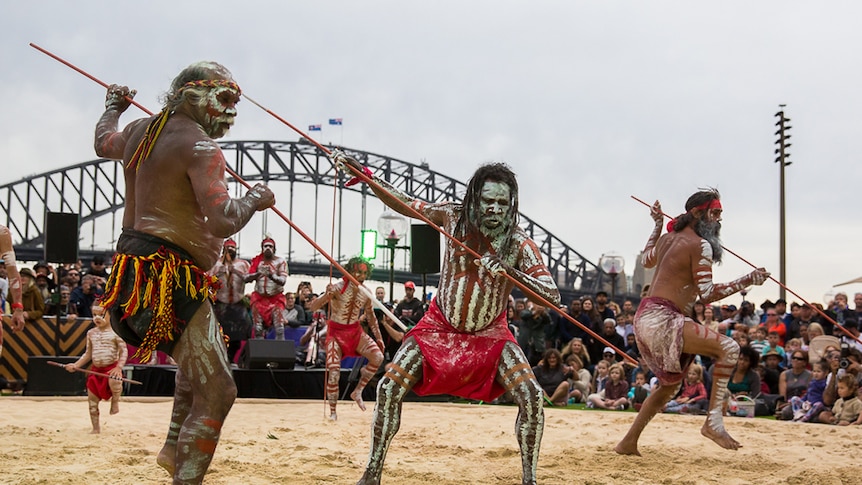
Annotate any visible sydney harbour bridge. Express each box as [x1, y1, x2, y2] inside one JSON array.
[[1, 140, 625, 303]]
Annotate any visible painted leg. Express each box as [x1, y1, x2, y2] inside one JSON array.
[[170, 304, 237, 485], [351, 334, 384, 411], [497, 342, 544, 485], [614, 382, 678, 455], [357, 338, 423, 485], [157, 369, 192, 475], [87, 391, 101, 434], [325, 340, 343, 420], [273, 309, 285, 340], [109, 374, 123, 415], [251, 306, 264, 339], [690, 325, 741, 450]]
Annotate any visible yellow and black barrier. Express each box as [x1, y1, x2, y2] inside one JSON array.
[[1, 316, 94, 382]]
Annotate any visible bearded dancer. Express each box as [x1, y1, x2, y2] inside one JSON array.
[[245, 236, 288, 340], [615, 189, 769, 456], [208, 238, 252, 362], [334, 154, 561, 485], [309, 256, 385, 420], [1, 225, 26, 354], [65, 303, 127, 433], [94, 62, 275, 483]]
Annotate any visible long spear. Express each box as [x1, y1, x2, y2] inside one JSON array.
[[29, 43, 407, 332], [631, 195, 862, 346], [47, 360, 143, 385], [242, 99, 637, 364]]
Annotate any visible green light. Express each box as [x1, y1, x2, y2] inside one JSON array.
[[361, 229, 377, 260]]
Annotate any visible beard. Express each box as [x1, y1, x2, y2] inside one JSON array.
[[694, 218, 723, 264]]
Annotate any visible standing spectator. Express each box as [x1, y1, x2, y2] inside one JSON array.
[[83, 255, 109, 291], [208, 238, 252, 362], [691, 301, 706, 323], [701, 305, 720, 333], [68, 274, 102, 319], [764, 308, 787, 346], [246, 236, 289, 339], [33, 272, 52, 307], [559, 299, 588, 347], [393, 281, 424, 328], [45, 285, 73, 317], [825, 292, 854, 335], [33, 262, 57, 295], [854, 293, 862, 323], [589, 318, 625, 365], [374, 286, 386, 305], [283, 292, 306, 328], [63, 267, 82, 289], [14, 268, 45, 322], [788, 303, 819, 340], [595, 291, 615, 320], [735, 301, 759, 329], [518, 303, 550, 366], [719, 304, 737, 331]]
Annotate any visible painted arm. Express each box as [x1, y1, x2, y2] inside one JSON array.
[[364, 295, 384, 346], [67, 331, 94, 372], [0, 226, 24, 331], [691, 239, 770, 304], [640, 200, 664, 269], [187, 143, 275, 237], [477, 237, 561, 306], [269, 259, 288, 286], [309, 281, 340, 313], [94, 84, 138, 159]]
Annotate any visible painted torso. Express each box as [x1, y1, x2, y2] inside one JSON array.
[[328, 279, 372, 325], [252, 257, 287, 296], [88, 326, 125, 367], [210, 258, 249, 304]]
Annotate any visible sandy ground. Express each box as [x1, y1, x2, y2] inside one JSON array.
[[2, 397, 860, 485]]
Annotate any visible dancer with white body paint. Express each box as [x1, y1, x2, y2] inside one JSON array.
[[615, 189, 769, 456], [333, 155, 560, 485]]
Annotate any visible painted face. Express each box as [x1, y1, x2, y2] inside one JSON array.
[[477, 181, 511, 231], [352, 263, 368, 282], [262, 243, 274, 258], [200, 84, 240, 139]]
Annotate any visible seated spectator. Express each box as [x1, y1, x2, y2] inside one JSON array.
[[33, 271, 52, 306], [777, 349, 812, 420], [663, 363, 707, 414], [817, 374, 862, 425], [789, 359, 829, 422], [727, 345, 761, 398], [749, 326, 767, 354], [761, 330, 786, 362], [761, 349, 784, 394], [627, 370, 651, 411], [13, 268, 45, 322], [532, 348, 570, 406], [586, 359, 610, 408], [588, 362, 629, 410], [565, 354, 592, 404], [561, 337, 591, 371], [783, 338, 803, 368]]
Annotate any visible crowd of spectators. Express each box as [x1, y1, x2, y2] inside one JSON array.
[[4, 252, 862, 425]]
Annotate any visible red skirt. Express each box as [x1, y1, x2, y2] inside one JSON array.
[[87, 363, 118, 401], [406, 299, 515, 402], [326, 320, 364, 357]]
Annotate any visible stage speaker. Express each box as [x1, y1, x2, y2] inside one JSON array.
[[241, 339, 296, 370], [44, 212, 80, 263], [410, 224, 440, 274], [24, 356, 86, 396]]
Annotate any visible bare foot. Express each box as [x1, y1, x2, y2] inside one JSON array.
[[156, 444, 177, 475], [110, 401, 120, 415], [356, 471, 380, 485], [613, 440, 641, 456], [351, 389, 367, 411], [90, 428, 100, 435], [329, 412, 338, 421], [701, 422, 741, 450]]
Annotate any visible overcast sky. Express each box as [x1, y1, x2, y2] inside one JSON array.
[[2, 1, 861, 307]]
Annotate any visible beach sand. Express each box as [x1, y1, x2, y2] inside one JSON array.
[[3, 397, 859, 485]]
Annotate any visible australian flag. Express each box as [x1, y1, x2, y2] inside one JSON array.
[[328, 118, 343, 126], [308, 124, 322, 131]]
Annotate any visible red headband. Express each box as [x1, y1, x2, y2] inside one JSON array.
[[261, 238, 276, 248], [666, 199, 722, 232], [224, 238, 237, 248]]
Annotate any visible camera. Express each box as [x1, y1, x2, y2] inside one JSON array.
[[840, 342, 851, 369]]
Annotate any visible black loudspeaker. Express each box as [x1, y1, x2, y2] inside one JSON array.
[[24, 356, 87, 396], [44, 212, 80, 263], [241, 339, 296, 370], [410, 224, 440, 274]]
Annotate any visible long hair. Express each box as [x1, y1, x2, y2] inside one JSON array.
[[162, 61, 234, 111], [670, 188, 721, 232], [455, 163, 519, 252]]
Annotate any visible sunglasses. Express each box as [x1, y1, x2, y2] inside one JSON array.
[[791, 356, 806, 361]]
